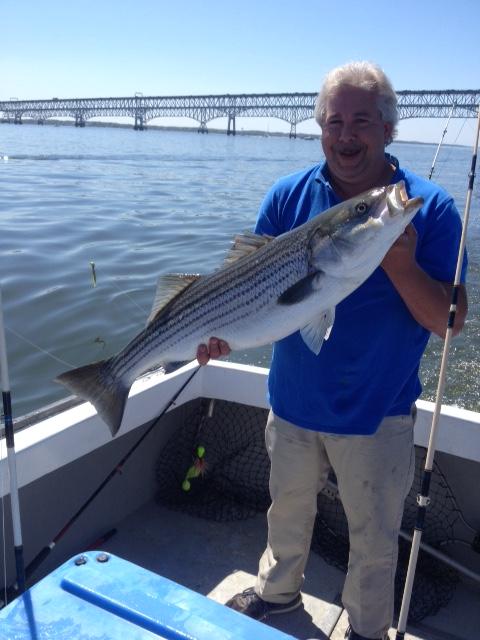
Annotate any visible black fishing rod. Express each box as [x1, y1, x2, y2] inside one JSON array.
[[5, 363, 200, 601], [395, 106, 480, 639], [0, 286, 26, 597]]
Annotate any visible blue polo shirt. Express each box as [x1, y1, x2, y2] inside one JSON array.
[[255, 155, 467, 435]]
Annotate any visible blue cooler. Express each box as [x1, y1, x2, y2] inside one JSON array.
[[0, 551, 297, 639]]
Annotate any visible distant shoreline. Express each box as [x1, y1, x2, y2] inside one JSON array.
[[0, 117, 468, 148]]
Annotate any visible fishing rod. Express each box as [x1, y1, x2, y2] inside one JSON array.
[[5, 363, 200, 601], [428, 103, 456, 180], [0, 286, 26, 596], [395, 105, 480, 640]]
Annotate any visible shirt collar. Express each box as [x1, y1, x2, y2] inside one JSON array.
[[314, 161, 332, 186]]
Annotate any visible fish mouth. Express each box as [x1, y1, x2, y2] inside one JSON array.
[[387, 180, 424, 216]]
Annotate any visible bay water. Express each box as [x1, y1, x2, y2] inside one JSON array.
[[0, 122, 479, 420]]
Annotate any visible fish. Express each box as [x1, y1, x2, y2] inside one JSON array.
[[56, 180, 423, 436]]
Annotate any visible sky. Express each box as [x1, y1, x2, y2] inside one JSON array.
[[2, 0, 479, 145]]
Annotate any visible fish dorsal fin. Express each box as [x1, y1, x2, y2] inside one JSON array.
[[222, 231, 274, 267], [147, 274, 200, 325]]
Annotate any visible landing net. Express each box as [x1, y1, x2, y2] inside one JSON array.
[[156, 399, 465, 623]]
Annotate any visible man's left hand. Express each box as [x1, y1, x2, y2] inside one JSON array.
[[381, 223, 417, 276], [380, 223, 467, 337]]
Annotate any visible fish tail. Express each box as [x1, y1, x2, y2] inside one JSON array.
[[55, 358, 129, 437]]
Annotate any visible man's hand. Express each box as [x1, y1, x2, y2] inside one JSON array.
[[380, 223, 467, 337], [381, 223, 418, 277], [196, 337, 231, 366]]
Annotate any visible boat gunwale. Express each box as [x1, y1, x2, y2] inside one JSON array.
[[1, 359, 480, 499]]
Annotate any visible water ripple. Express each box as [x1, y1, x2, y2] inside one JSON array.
[[0, 123, 478, 416]]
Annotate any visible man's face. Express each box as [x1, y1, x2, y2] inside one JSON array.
[[320, 86, 393, 190]]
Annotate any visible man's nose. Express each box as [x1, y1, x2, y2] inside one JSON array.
[[338, 122, 356, 141]]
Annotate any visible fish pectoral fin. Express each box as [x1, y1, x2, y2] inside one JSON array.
[[147, 274, 200, 325], [300, 308, 335, 355], [278, 271, 324, 305], [221, 231, 274, 267]]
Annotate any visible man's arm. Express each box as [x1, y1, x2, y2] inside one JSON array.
[[381, 224, 468, 337]]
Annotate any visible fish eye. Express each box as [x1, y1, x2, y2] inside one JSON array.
[[355, 202, 368, 214]]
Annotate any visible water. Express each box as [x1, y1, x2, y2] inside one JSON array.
[[0, 122, 479, 419]]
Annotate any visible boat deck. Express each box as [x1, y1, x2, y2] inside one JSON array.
[[101, 498, 479, 640]]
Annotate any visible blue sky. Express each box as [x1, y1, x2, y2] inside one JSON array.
[[2, 0, 479, 145]]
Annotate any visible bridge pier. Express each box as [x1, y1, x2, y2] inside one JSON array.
[[198, 121, 208, 134], [134, 112, 145, 130], [14, 114, 22, 125], [75, 113, 85, 127], [227, 114, 236, 135], [289, 122, 297, 139]]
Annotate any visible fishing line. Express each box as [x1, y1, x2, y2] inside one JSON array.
[[88, 260, 149, 317], [1, 267, 151, 427], [395, 104, 480, 640], [4, 364, 201, 600], [110, 277, 149, 316], [450, 117, 469, 146], [432, 117, 470, 181], [3, 278, 148, 371], [5, 326, 76, 369], [3, 264, 151, 394], [428, 103, 456, 180]]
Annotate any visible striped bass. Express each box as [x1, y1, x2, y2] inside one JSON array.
[[56, 180, 423, 436]]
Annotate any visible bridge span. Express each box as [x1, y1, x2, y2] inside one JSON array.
[[1, 91, 479, 137]]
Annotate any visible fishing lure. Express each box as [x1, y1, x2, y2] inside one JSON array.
[[181, 446, 207, 491]]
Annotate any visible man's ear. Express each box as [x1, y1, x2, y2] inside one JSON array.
[[384, 121, 393, 144]]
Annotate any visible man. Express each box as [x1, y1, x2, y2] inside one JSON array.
[[197, 61, 468, 640]]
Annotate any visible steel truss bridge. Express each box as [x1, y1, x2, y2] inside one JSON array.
[[1, 91, 479, 137]]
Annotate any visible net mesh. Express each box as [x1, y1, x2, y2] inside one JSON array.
[[156, 399, 462, 623]]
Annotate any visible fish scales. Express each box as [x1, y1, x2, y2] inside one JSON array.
[[110, 228, 310, 381]]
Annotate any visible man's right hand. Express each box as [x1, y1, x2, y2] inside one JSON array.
[[196, 337, 231, 366]]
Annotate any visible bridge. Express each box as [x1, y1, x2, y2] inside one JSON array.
[[1, 91, 479, 137]]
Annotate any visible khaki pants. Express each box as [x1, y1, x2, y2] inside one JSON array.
[[256, 409, 415, 639]]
